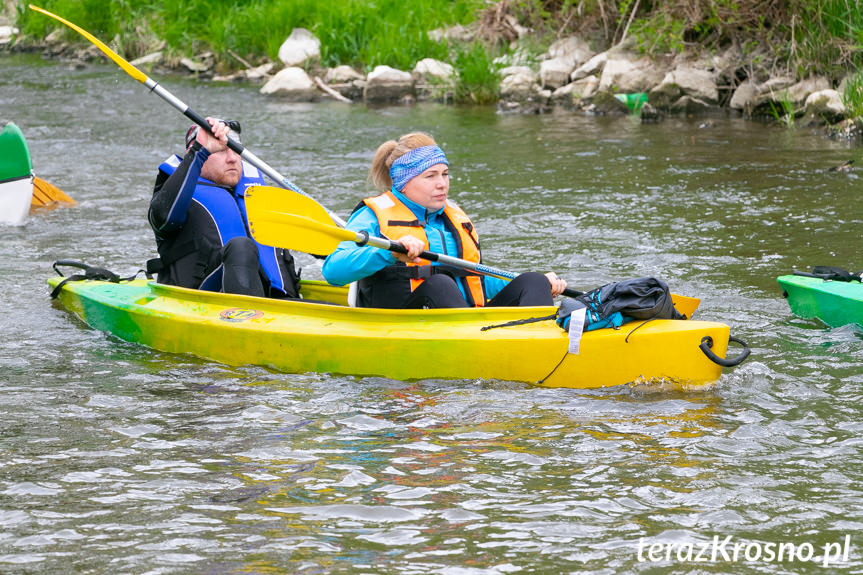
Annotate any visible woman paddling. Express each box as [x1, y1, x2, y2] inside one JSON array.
[[322, 132, 567, 309]]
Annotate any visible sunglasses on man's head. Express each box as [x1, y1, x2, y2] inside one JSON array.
[[222, 119, 241, 134], [186, 119, 242, 149]]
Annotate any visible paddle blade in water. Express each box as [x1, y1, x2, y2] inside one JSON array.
[[31, 177, 75, 209]]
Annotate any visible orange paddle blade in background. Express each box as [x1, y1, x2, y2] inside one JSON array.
[[31, 176, 76, 210]]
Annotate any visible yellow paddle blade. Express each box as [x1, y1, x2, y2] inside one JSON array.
[[245, 189, 356, 255], [249, 212, 356, 255], [29, 5, 148, 85], [671, 293, 701, 317], [245, 185, 336, 226], [31, 176, 75, 208]]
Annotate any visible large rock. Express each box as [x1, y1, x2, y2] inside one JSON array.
[[0, 25, 18, 45], [584, 91, 631, 115], [598, 57, 664, 93], [546, 36, 592, 67], [324, 65, 365, 100], [802, 89, 846, 125], [571, 51, 608, 82], [649, 66, 718, 109], [729, 79, 759, 110], [364, 65, 414, 103], [500, 68, 540, 101], [785, 76, 832, 107], [326, 65, 364, 84], [540, 57, 577, 89], [180, 56, 211, 74], [550, 76, 598, 109], [277, 28, 320, 67], [749, 76, 831, 117], [260, 67, 318, 100], [413, 58, 456, 101], [640, 102, 663, 123], [413, 58, 455, 82], [130, 51, 163, 67]]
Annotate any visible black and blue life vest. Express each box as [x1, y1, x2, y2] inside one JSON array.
[[157, 155, 295, 296]]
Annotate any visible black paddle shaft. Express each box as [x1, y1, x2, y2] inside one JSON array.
[[183, 109, 246, 156], [362, 232, 582, 298]]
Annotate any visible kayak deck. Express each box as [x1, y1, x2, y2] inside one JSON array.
[[778, 274, 863, 328], [49, 277, 735, 388]]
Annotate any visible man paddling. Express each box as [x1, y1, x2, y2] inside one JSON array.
[[148, 118, 300, 298]]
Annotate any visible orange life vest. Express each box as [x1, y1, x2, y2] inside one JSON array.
[[363, 190, 486, 306]]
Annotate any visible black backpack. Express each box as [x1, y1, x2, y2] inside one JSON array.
[[557, 277, 686, 331]]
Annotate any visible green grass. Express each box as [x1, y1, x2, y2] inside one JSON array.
[[15, 0, 863, 112], [843, 72, 863, 120], [787, 0, 863, 77], [19, 0, 486, 70], [454, 42, 500, 105], [768, 98, 797, 127]]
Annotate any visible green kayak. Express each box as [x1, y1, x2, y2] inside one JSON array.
[[0, 122, 34, 225], [778, 273, 863, 328]]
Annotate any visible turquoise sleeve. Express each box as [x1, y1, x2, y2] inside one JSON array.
[[482, 275, 509, 300], [321, 206, 397, 286]]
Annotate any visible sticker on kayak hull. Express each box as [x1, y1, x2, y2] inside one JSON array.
[[220, 308, 264, 322]]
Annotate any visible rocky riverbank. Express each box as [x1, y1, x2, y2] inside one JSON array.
[[3, 16, 860, 141]]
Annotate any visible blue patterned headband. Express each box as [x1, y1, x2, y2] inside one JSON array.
[[389, 145, 449, 192]]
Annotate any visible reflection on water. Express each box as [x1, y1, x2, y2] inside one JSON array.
[[2, 53, 862, 572]]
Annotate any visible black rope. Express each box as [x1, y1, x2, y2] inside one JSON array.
[[535, 349, 569, 385], [480, 313, 557, 331], [50, 260, 148, 299], [624, 317, 661, 343]]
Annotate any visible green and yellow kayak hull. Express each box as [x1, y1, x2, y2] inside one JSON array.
[[778, 274, 863, 328], [49, 277, 735, 388]]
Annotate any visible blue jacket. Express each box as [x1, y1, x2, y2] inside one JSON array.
[[322, 189, 507, 301], [149, 146, 296, 295]]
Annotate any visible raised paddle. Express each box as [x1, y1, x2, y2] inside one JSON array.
[[244, 185, 702, 313], [28, 4, 345, 227]]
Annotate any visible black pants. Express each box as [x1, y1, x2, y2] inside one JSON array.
[[402, 271, 552, 309], [487, 271, 554, 307], [220, 237, 265, 297]]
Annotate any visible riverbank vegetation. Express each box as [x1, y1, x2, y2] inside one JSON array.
[[10, 0, 863, 113]]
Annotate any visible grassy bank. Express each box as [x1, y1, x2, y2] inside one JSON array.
[[13, 0, 863, 109], [16, 0, 485, 70]]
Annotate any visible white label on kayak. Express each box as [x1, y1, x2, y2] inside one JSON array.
[[567, 307, 586, 355]]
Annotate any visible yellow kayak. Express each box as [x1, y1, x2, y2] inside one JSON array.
[[48, 275, 748, 389]]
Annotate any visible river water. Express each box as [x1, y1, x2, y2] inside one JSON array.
[[2, 53, 863, 574]]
